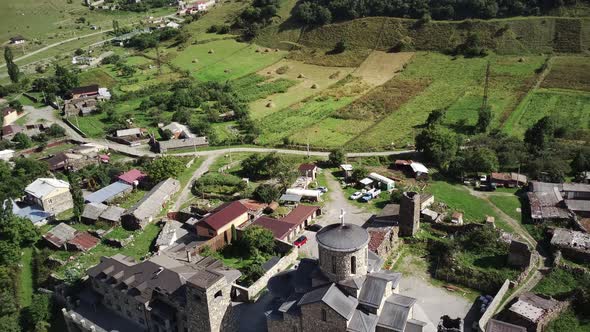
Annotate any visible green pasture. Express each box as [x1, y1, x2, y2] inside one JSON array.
[[346, 53, 545, 151], [502, 89, 590, 137]]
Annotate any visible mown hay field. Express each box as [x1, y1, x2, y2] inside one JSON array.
[[170, 39, 286, 82], [541, 56, 590, 92]]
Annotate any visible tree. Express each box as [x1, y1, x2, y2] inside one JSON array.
[[4, 48, 20, 83], [74, 48, 85, 56], [160, 129, 174, 140], [239, 225, 275, 255], [112, 20, 120, 35], [415, 125, 459, 170], [145, 156, 185, 183], [21, 293, 51, 332], [8, 100, 22, 112], [425, 109, 446, 128], [463, 147, 499, 173], [476, 105, 492, 133], [55, 64, 79, 96], [351, 166, 369, 183], [253, 184, 280, 203], [12, 132, 32, 149], [68, 174, 84, 222], [524, 116, 555, 153], [571, 149, 590, 176], [328, 149, 345, 166], [46, 124, 66, 137]]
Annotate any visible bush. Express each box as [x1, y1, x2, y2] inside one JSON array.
[[253, 184, 281, 203]]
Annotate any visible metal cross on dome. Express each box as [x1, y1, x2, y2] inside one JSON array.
[[340, 209, 346, 225]]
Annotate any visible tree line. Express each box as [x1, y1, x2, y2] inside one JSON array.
[[293, 0, 581, 24]]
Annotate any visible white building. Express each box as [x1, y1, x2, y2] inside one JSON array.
[[0, 149, 15, 161]]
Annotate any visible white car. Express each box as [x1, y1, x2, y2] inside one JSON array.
[[350, 192, 362, 200]]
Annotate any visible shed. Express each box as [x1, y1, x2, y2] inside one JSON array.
[[43, 223, 77, 249], [100, 205, 126, 223], [368, 173, 395, 191], [85, 181, 133, 204], [82, 202, 108, 222], [251, 216, 294, 241], [122, 178, 180, 230], [279, 193, 301, 204], [118, 169, 147, 185]]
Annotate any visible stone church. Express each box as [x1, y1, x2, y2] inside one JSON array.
[[266, 222, 430, 332]]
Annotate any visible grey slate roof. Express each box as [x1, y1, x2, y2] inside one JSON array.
[[125, 178, 180, 222], [44, 223, 77, 248], [377, 294, 417, 331], [358, 275, 388, 309], [85, 181, 132, 204], [82, 202, 108, 221], [279, 193, 302, 202], [158, 137, 208, 151], [316, 223, 369, 252], [347, 310, 378, 332], [298, 284, 357, 320], [100, 205, 125, 223], [565, 199, 590, 212]]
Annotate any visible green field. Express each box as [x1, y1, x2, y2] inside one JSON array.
[[426, 181, 514, 232], [488, 194, 523, 223], [346, 53, 544, 150], [18, 248, 33, 307], [541, 56, 590, 92], [170, 39, 286, 82], [502, 89, 590, 137]]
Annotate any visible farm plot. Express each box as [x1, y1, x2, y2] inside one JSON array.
[[347, 53, 545, 151], [182, 0, 248, 40], [541, 56, 590, 92], [502, 89, 590, 138], [248, 60, 355, 119], [170, 39, 286, 82]]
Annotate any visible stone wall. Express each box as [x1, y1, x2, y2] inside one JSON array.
[[186, 276, 236, 332], [62, 308, 108, 332], [318, 245, 368, 282], [301, 302, 348, 331], [478, 279, 511, 332], [232, 244, 298, 302]]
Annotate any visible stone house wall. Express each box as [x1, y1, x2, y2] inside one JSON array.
[[301, 302, 348, 331], [186, 277, 236, 332], [42, 190, 74, 214], [318, 245, 368, 282], [267, 311, 302, 332], [90, 277, 149, 329]]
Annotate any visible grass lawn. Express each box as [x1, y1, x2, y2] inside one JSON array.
[[78, 68, 118, 89], [454, 250, 520, 280], [26, 143, 76, 160], [170, 39, 286, 82], [501, 88, 590, 138], [347, 53, 545, 151], [18, 248, 34, 308], [426, 181, 514, 232], [488, 194, 523, 223], [546, 309, 590, 332], [343, 186, 390, 213], [55, 223, 161, 279], [114, 189, 148, 209]]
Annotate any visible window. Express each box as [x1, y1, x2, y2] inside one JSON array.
[[331, 256, 337, 273], [321, 308, 327, 322], [215, 290, 222, 298], [351, 256, 357, 274]]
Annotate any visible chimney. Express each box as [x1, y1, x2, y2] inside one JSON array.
[[186, 250, 192, 263]]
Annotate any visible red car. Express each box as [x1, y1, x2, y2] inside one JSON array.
[[294, 236, 307, 247]]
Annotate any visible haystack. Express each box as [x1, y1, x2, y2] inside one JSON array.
[[208, 49, 214, 54], [266, 101, 275, 108], [192, 59, 198, 63], [224, 69, 231, 73], [255, 48, 261, 53], [297, 73, 306, 79], [311, 83, 318, 89], [264, 49, 270, 53]]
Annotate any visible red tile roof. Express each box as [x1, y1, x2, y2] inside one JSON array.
[[368, 229, 388, 252], [298, 163, 317, 172], [199, 201, 248, 231], [70, 85, 99, 96], [68, 232, 100, 252], [281, 205, 320, 226], [239, 199, 268, 212], [118, 169, 147, 184], [252, 216, 294, 240]]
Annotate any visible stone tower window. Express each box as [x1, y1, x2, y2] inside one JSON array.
[[215, 290, 222, 298], [321, 308, 327, 322], [351, 256, 357, 274]]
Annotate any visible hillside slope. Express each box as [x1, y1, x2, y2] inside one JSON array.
[[257, 16, 590, 54]]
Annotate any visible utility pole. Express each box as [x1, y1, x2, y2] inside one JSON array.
[[155, 43, 162, 75], [481, 61, 491, 111]]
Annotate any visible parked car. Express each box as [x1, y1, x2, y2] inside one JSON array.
[[306, 224, 323, 232], [360, 193, 374, 202], [294, 236, 308, 247], [350, 192, 363, 200], [318, 186, 328, 193]]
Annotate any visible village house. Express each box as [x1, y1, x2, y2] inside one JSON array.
[[111, 128, 149, 146], [281, 205, 322, 234], [122, 178, 180, 230], [1, 123, 45, 140], [526, 181, 590, 222], [82, 202, 126, 224], [266, 222, 430, 332], [550, 227, 590, 263], [490, 172, 528, 187], [340, 164, 354, 181], [486, 319, 526, 332], [43, 222, 100, 252], [196, 201, 249, 238], [11, 200, 52, 226], [117, 168, 147, 186], [64, 85, 111, 117], [161, 122, 194, 139], [298, 163, 318, 180], [155, 136, 209, 153], [239, 199, 268, 219], [44, 152, 98, 172], [63, 253, 240, 332], [451, 212, 464, 225], [24, 178, 73, 214], [2, 107, 19, 126], [367, 227, 398, 259], [395, 160, 429, 179], [251, 216, 296, 242], [9, 35, 26, 45], [501, 293, 563, 332]]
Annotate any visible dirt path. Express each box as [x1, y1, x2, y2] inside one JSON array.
[[173, 155, 216, 211]]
